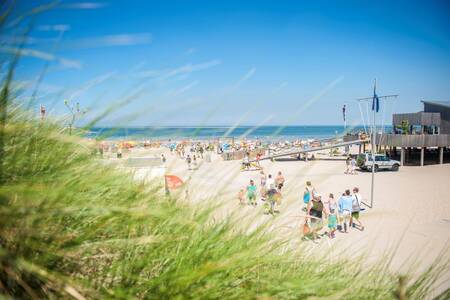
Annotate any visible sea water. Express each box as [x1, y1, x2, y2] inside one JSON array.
[[87, 125, 391, 141]]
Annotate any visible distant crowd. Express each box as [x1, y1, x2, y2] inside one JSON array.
[[170, 142, 215, 170]]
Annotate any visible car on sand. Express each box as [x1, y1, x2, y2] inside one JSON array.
[[357, 153, 401, 172]]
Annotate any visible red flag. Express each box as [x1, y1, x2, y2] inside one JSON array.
[[165, 175, 184, 189]]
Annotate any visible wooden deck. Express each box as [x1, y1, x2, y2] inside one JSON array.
[[377, 134, 450, 147]]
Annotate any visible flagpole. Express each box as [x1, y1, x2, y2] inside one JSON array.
[[370, 79, 377, 208], [344, 105, 349, 155], [356, 84, 397, 209]]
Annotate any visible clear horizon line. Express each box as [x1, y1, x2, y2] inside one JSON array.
[[85, 124, 390, 128]]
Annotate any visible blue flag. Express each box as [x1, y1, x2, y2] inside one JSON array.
[[372, 85, 380, 112]]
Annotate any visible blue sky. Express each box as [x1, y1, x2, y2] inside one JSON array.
[[7, 0, 450, 126]]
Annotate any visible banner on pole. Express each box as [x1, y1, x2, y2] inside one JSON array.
[[372, 85, 380, 112]]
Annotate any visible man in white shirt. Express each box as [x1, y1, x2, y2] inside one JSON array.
[[243, 153, 250, 170], [266, 174, 277, 214]]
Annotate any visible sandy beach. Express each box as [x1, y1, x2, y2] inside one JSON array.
[[115, 143, 450, 293]]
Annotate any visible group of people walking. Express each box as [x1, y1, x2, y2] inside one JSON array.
[[237, 173, 365, 240], [238, 170, 285, 214], [303, 182, 364, 240]]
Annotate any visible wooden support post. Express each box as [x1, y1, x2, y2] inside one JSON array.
[[420, 147, 425, 166], [439, 147, 444, 165], [400, 147, 405, 166]]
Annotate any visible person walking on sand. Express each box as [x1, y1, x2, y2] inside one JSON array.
[[323, 193, 336, 215], [266, 174, 275, 191], [275, 171, 285, 191], [193, 154, 198, 169], [238, 188, 245, 205], [327, 208, 338, 239], [350, 156, 357, 175], [246, 180, 257, 206], [260, 171, 267, 202], [186, 154, 192, 170], [350, 187, 365, 230], [323, 193, 335, 219], [303, 181, 315, 211], [256, 152, 262, 168], [260, 171, 267, 186], [266, 174, 277, 213], [242, 153, 250, 171], [324, 193, 338, 238], [338, 189, 353, 233], [345, 156, 351, 174], [307, 194, 324, 240]]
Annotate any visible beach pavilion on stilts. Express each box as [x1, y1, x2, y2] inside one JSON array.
[[379, 101, 450, 166]]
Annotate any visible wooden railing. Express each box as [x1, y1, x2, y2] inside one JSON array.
[[376, 134, 450, 147]]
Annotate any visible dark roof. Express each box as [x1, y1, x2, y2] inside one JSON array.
[[421, 100, 450, 108]]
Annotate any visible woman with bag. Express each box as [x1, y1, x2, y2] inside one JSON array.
[[307, 194, 324, 240]]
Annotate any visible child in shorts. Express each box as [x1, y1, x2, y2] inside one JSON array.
[[238, 188, 245, 205], [246, 180, 257, 206], [328, 208, 338, 238]]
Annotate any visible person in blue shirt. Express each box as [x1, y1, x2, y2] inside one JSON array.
[[338, 189, 353, 233]]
